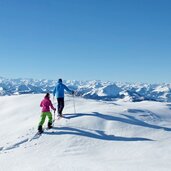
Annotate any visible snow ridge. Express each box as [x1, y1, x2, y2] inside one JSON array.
[[0, 77, 171, 102]]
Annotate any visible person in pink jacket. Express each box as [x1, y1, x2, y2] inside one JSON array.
[[38, 93, 56, 133]]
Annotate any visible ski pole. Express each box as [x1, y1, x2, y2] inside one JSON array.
[[54, 110, 56, 120], [73, 93, 76, 114], [52, 110, 56, 126]]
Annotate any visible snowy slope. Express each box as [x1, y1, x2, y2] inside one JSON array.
[[0, 94, 171, 171]]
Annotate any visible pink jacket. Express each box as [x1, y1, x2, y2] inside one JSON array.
[[40, 97, 56, 112]]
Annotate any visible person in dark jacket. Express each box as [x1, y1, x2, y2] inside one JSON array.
[[53, 78, 74, 116]]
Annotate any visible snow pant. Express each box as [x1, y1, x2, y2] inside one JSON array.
[[38, 112, 53, 126], [57, 98, 64, 115]]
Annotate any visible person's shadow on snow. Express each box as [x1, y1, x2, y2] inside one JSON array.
[[167, 104, 171, 110], [44, 111, 171, 141], [44, 126, 152, 141], [63, 112, 171, 131]]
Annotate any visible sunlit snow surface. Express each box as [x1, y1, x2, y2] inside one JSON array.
[[0, 94, 171, 171]]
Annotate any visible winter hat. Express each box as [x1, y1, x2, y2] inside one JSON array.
[[58, 78, 62, 83], [45, 93, 50, 98]]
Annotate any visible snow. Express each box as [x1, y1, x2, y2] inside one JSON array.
[[1, 77, 171, 102], [0, 94, 171, 171]]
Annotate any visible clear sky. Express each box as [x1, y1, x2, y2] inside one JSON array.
[[0, 0, 171, 83]]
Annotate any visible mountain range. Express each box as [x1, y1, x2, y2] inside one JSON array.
[[0, 77, 171, 102]]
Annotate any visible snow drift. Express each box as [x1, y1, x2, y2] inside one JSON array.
[[0, 94, 171, 171]]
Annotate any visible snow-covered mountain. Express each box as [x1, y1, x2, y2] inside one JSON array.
[[0, 94, 171, 171], [0, 77, 171, 102]]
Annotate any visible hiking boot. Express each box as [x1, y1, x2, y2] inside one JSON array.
[[38, 125, 43, 133], [58, 111, 63, 117], [48, 122, 52, 129]]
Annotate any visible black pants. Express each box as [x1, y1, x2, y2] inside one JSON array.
[[57, 98, 64, 115]]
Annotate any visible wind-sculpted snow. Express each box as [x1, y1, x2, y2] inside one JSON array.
[[1, 94, 171, 171], [0, 77, 171, 102]]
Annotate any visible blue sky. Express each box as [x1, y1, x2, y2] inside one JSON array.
[[0, 0, 171, 83]]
